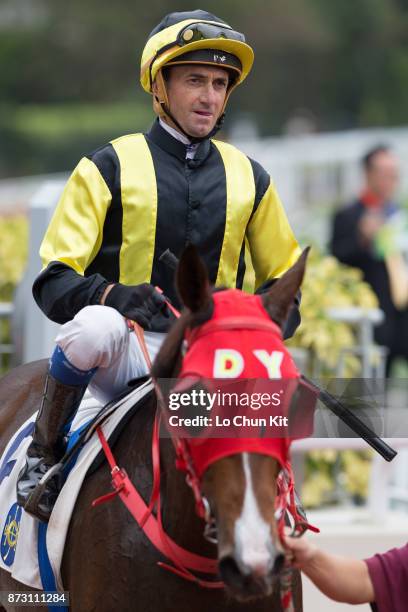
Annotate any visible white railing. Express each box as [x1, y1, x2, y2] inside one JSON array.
[[232, 125, 408, 245], [293, 438, 408, 522], [290, 306, 387, 378]]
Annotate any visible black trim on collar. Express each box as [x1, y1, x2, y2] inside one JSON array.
[[145, 119, 211, 164]]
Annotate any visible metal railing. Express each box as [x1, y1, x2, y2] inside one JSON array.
[[293, 437, 408, 519], [290, 306, 387, 378], [326, 307, 386, 378]]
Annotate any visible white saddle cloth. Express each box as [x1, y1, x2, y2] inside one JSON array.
[[0, 380, 153, 590]]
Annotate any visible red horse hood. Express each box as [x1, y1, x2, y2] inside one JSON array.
[[170, 290, 316, 479], [182, 289, 299, 380]]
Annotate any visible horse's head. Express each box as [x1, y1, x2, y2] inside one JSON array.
[[152, 245, 309, 601]]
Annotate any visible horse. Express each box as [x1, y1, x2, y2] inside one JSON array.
[[0, 245, 309, 612]]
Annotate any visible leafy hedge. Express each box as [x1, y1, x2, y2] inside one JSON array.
[[0, 215, 28, 372], [286, 246, 378, 375], [302, 449, 373, 508], [0, 102, 152, 177], [0, 215, 28, 301]]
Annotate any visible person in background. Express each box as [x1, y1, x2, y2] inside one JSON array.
[[330, 145, 408, 375], [284, 531, 408, 612]]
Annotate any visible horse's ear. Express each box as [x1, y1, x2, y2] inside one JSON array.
[[262, 247, 310, 328], [177, 244, 212, 312]]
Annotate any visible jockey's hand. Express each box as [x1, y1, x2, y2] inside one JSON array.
[[105, 283, 172, 331]]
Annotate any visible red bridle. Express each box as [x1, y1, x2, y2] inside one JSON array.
[[93, 295, 318, 608], [167, 308, 318, 539]]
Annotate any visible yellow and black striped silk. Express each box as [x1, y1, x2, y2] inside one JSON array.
[[36, 121, 300, 322]]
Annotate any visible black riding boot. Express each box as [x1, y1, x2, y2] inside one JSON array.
[[16, 372, 87, 522]]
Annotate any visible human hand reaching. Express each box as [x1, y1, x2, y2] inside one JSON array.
[[282, 527, 318, 569]]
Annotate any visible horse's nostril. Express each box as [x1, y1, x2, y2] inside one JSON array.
[[219, 555, 248, 588], [272, 552, 285, 575]]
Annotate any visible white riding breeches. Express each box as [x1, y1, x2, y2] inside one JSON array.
[[55, 305, 166, 404]]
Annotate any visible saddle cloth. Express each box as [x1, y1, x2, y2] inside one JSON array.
[[0, 379, 154, 591]]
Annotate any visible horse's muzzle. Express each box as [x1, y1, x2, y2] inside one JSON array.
[[219, 551, 285, 601]]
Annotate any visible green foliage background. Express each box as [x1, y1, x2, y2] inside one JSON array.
[[1, 0, 408, 176], [286, 249, 378, 507], [0, 215, 28, 372], [302, 449, 373, 508], [0, 215, 28, 301], [286, 247, 378, 376]]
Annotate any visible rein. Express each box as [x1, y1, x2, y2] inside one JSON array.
[[92, 303, 317, 609], [93, 418, 222, 588], [93, 316, 223, 588]]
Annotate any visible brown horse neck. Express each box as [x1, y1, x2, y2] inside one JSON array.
[[112, 392, 217, 558]]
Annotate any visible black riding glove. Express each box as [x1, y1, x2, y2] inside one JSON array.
[[105, 283, 172, 331]]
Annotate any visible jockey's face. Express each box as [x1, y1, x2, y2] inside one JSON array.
[[163, 64, 229, 138]]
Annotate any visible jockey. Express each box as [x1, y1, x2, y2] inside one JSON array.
[[17, 9, 301, 522]]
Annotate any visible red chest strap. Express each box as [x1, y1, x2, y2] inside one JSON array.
[[93, 418, 223, 588]]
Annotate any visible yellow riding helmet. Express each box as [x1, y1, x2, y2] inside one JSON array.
[[141, 11, 254, 92], [140, 10, 254, 133]]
